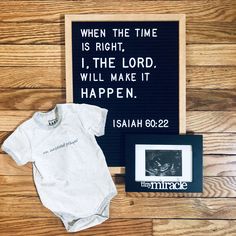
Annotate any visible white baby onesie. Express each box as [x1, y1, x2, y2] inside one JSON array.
[[1, 103, 117, 232]]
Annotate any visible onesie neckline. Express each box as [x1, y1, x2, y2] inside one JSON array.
[[32, 104, 63, 130]]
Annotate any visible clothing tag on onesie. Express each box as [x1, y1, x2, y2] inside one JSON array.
[[48, 118, 58, 126], [1, 103, 117, 232]]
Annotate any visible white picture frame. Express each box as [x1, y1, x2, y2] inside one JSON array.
[[135, 144, 192, 182]]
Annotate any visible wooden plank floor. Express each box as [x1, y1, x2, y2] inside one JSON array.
[[0, 1, 235, 235]]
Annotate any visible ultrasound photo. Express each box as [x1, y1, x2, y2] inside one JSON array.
[[145, 150, 182, 176]]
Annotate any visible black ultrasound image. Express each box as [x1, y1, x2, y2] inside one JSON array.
[[145, 150, 182, 176]]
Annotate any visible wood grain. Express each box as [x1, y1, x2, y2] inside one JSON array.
[[0, 88, 236, 111], [1, 175, 236, 198], [0, 89, 65, 110], [0, 45, 64, 67], [0, 67, 64, 89], [0, 154, 32, 175], [0, 45, 235, 67], [203, 133, 236, 154], [0, 66, 235, 89], [1, 132, 236, 154], [0, 0, 235, 234], [0, 154, 236, 177], [1, 195, 236, 219], [0, 132, 9, 145], [0, 1, 235, 23], [187, 22, 236, 44], [187, 44, 236, 66], [0, 23, 62, 45], [187, 111, 236, 133], [113, 197, 236, 219], [0, 218, 152, 236], [204, 155, 236, 177], [0, 22, 235, 44], [187, 67, 236, 90], [153, 219, 236, 236], [0, 110, 35, 131], [187, 89, 236, 111], [1, 110, 236, 132]]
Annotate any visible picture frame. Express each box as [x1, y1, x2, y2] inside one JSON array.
[[135, 144, 192, 182], [125, 135, 203, 192], [65, 14, 186, 174]]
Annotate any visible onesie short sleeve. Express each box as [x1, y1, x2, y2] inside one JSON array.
[[74, 103, 108, 137], [1, 125, 32, 166]]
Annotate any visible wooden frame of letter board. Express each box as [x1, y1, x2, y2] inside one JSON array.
[[65, 14, 186, 174]]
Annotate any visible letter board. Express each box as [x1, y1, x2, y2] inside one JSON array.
[[65, 14, 186, 173]]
